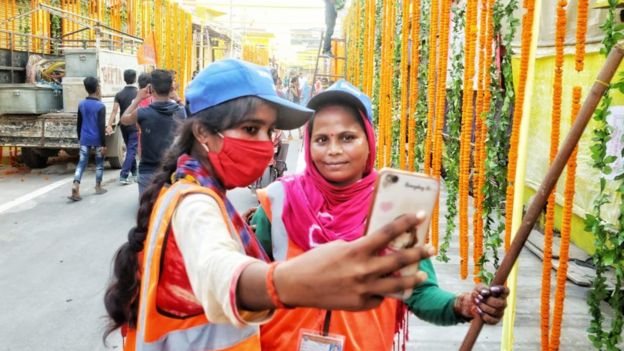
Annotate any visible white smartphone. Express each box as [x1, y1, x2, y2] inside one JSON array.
[[364, 168, 440, 299]]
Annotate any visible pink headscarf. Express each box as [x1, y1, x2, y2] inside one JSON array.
[[281, 111, 377, 251]]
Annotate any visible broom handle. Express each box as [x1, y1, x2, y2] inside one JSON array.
[[460, 44, 624, 351]]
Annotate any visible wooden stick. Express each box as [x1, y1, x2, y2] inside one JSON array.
[[460, 43, 624, 351]]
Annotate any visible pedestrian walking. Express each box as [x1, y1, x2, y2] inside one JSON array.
[[106, 69, 138, 185], [68, 76, 107, 201], [103, 59, 433, 351], [120, 69, 186, 197], [252, 80, 509, 350]]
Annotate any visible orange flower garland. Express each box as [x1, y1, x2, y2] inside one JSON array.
[[473, 0, 495, 282], [541, 2, 567, 349], [423, 0, 439, 174], [377, 0, 394, 167], [550, 2, 587, 348], [575, 0, 589, 72], [472, 0, 487, 280], [430, 0, 452, 251], [378, 0, 389, 167], [408, 0, 421, 172], [364, 0, 376, 96], [549, 86, 581, 351], [399, 0, 411, 170], [384, 3, 395, 167], [504, 0, 536, 252], [458, 0, 479, 279]]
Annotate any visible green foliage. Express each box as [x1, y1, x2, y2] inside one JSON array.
[[371, 0, 383, 130], [438, 3, 465, 262], [479, 0, 519, 283], [586, 1, 624, 348], [413, 0, 431, 171], [358, 0, 366, 90]]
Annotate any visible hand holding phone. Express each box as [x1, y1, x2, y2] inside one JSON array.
[[364, 168, 440, 299]]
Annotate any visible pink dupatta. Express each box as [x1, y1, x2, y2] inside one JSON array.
[[281, 112, 377, 251]]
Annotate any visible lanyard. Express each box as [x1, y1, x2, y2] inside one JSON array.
[[322, 310, 332, 336]]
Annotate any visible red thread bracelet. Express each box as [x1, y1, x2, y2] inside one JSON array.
[[266, 262, 287, 309]]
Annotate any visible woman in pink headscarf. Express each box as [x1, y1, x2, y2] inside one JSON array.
[[251, 80, 509, 351]]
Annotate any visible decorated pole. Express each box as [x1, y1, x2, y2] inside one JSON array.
[[460, 42, 624, 351]]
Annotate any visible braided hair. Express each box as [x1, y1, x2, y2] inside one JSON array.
[[103, 96, 269, 340]]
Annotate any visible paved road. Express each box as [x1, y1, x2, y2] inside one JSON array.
[[0, 149, 599, 350], [0, 157, 257, 351]]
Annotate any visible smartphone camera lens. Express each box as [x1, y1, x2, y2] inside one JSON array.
[[388, 174, 399, 183]]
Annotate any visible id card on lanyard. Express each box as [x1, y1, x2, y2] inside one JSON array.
[[297, 330, 345, 351], [297, 311, 345, 351]]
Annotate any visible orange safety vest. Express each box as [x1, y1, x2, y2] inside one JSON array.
[[257, 184, 399, 351], [125, 181, 261, 351]]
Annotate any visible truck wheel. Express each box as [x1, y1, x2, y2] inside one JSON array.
[[106, 128, 126, 169], [21, 147, 49, 168]]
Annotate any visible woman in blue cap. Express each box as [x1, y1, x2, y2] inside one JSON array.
[[103, 60, 434, 351], [252, 80, 509, 351]]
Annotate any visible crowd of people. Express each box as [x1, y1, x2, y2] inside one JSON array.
[[76, 58, 512, 351], [69, 69, 186, 200]]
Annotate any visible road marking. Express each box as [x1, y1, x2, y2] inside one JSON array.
[[0, 177, 73, 214]]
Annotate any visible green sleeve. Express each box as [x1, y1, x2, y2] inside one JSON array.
[[250, 206, 273, 260], [404, 258, 462, 326]]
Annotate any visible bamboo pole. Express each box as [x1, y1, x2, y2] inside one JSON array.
[[500, 0, 541, 346], [459, 42, 624, 351]]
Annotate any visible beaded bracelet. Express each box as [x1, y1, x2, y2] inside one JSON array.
[[266, 262, 287, 309]]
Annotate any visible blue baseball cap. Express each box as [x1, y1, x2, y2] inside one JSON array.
[[306, 79, 373, 122], [185, 59, 313, 130]]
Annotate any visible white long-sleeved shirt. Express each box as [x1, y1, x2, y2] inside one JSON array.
[[171, 193, 273, 327]]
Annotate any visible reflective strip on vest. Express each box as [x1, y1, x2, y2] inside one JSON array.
[[136, 323, 257, 351], [135, 182, 258, 351], [264, 182, 288, 261]]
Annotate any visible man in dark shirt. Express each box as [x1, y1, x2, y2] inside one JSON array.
[[121, 69, 186, 197], [106, 69, 139, 184], [69, 76, 107, 201]]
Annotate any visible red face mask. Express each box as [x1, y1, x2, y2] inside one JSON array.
[[203, 134, 274, 189]]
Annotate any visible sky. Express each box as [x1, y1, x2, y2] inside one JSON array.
[[180, 0, 347, 65], [188, 0, 332, 35]]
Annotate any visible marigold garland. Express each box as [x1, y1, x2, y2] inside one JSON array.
[[364, 0, 376, 96], [549, 86, 581, 351], [504, 0, 536, 252], [458, 0, 479, 279], [430, 0, 451, 251], [407, 0, 421, 172], [377, 0, 395, 167], [399, 0, 411, 170], [376, 0, 389, 167], [540, 2, 567, 349], [423, 0, 439, 174], [472, 0, 494, 283], [575, 0, 589, 72], [354, 1, 362, 87], [384, 2, 396, 166]]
